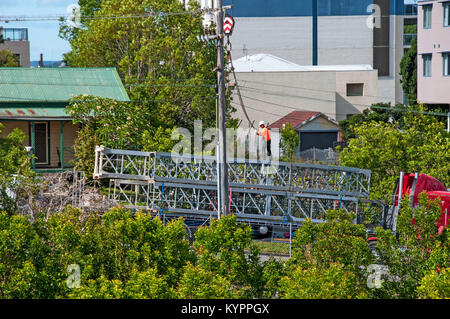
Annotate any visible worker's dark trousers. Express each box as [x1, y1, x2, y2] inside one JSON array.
[[266, 140, 271, 157]]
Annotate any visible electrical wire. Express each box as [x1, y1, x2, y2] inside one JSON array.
[[0, 9, 205, 23], [234, 93, 450, 119], [236, 87, 449, 117], [0, 95, 217, 104], [239, 79, 406, 102], [125, 83, 216, 89], [227, 45, 255, 129]]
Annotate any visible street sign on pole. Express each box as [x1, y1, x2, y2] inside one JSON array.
[[223, 14, 235, 36], [216, 1, 229, 216]]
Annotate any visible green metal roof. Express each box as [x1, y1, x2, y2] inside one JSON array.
[[0, 67, 130, 102], [0, 103, 70, 120]]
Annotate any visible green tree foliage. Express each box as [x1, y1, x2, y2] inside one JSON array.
[[400, 36, 417, 106], [67, 95, 148, 178], [417, 268, 450, 299], [0, 50, 19, 67], [339, 110, 450, 201], [371, 194, 449, 299], [0, 207, 195, 298], [71, 122, 99, 180], [279, 263, 366, 299], [279, 210, 373, 298], [338, 103, 409, 141], [0, 208, 273, 299], [142, 127, 178, 153], [68, 95, 149, 150], [59, 0, 102, 42], [67, 95, 186, 176], [193, 215, 264, 298], [64, 0, 234, 132], [0, 124, 35, 213], [279, 123, 299, 162], [176, 263, 236, 299]]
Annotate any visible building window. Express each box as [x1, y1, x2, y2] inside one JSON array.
[[444, 53, 450, 76], [423, 5, 432, 29], [423, 54, 432, 77], [346, 83, 364, 96], [13, 53, 20, 65], [444, 3, 450, 27]]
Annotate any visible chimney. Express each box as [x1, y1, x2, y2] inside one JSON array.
[[38, 53, 43, 68]]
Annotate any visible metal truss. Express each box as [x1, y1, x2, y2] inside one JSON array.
[[108, 179, 385, 225], [95, 146, 371, 198], [94, 146, 393, 229]]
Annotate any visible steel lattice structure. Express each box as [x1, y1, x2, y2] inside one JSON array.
[[94, 146, 371, 198], [93, 146, 390, 229]]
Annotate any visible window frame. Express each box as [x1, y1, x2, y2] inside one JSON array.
[[423, 4, 433, 29], [443, 53, 450, 77], [346, 83, 364, 97], [422, 54, 432, 77], [444, 2, 450, 27]]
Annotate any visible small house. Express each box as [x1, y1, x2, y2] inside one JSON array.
[[0, 67, 130, 172], [269, 110, 342, 160]]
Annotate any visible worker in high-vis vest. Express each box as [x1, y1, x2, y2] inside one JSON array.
[[256, 121, 271, 158]]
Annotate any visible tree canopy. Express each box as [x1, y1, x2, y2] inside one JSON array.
[[62, 0, 235, 132], [400, 36, 417, 106], [0, 50, 19, 67], [339, 107, 450, 201]]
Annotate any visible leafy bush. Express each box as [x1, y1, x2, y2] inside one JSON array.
[[339, 109, 450, 201], [279, 122, 299, 162], [371, 194, 449, 299]]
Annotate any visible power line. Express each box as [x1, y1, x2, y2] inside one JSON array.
[[234, 93, 450, 119], [0, 9, 205, 23], [239, 79, 401, 102], [125, 83, 216, 89], [231, 99, 353, 118], [235, 86, 449, 117], [0, 95, 217, 104]]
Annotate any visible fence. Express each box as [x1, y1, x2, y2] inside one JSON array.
[[156, 212, 294, 258], [299, 147, 338, 164]]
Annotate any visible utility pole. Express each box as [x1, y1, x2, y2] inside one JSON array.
[[215, 0, 229, 216], [447, 111, 450, 134], [312, 0, 318, 66]]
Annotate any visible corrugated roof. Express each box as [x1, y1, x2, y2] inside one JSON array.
[[269, 110, 330, 130], [0, 68, 129, 102], [0, 106, 70, 120]]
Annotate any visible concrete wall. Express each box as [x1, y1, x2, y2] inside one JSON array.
[[233, 71, 336, 127], [317, 16, 374, 65], [233, 69, 378, 125], [392, 14, 405, 103], [0, 41, 30, 67], [417, 0, 450, 104], [230, 16, 373, 66], [231, 17, 313, 65], [335, 70, 379, 121]]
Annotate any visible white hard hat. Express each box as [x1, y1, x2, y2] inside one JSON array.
[[259, 121, 265, 126]]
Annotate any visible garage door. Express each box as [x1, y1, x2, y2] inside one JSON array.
[[300, 132, 338, 152]]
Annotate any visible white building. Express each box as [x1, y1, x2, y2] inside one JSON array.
[[231, 54, 379, 125]]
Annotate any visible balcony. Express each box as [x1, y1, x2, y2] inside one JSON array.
[[1, 28, 28, 41]]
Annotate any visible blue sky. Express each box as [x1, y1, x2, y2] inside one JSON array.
[[0, 0, 75, 61]]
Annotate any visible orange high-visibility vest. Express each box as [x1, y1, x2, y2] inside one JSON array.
[[260, 127, 271, 142]]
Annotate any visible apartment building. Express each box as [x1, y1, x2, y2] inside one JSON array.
[[0, 28, 30, 67], [417, 0, 450, 105], [217, 0, 405, 106]]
